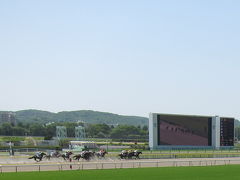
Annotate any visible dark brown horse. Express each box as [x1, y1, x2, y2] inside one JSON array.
[[61, 151, 73, 161], [119, 150, 142, 159], [73, 151, 95, 161], [96, 150, 108, 158], [29, 152, 46, 162]]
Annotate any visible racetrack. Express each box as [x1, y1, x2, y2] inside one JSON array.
[[1, 155, 240, 172]]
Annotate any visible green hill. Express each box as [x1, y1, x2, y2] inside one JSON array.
[[4, 109, 148, 126]]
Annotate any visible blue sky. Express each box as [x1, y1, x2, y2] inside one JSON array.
[[0, 0, 239, 118]]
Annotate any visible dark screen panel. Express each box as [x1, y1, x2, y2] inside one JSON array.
[[158, 115, 211, 146], [220, 118, 234, 146]]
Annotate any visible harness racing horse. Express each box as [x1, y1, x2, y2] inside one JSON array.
[[29, 152, 46, 162], [61, 151, 73, 161]]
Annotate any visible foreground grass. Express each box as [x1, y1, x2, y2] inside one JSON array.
[[1, 165, 240, 180]]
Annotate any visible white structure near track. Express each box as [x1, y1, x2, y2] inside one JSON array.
[[69, 141, 98, 149], [56, 126, 67, 139], [149, 113, 234, 150], [75, 126, 86, 140]]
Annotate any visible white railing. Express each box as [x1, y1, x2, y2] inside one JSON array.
[[0, 159, 240, 173]]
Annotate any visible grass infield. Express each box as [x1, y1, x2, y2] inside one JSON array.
[[0, 165, 240, 180]]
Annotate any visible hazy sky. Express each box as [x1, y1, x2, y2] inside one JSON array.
[[0, 0, 239, 118]]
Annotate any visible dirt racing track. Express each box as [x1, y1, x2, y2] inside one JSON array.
[[1, 156, 240, 172]]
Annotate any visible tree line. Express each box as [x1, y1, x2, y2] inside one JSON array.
[[234, 126, 240, 141], [0, 122, 148, 141]]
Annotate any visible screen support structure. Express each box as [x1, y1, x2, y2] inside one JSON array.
[[149, 113, 158, 149], [212, 116, 220, 149]]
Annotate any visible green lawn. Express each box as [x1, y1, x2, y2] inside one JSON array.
[[1, 165, 240, 180]]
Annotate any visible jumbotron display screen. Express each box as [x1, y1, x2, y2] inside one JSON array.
[[157, 115, 212, 146], [220, 118, 234, 146]]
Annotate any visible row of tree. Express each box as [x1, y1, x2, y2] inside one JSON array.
[[234, 127, 240, 141], [0, 122, 148, 140]]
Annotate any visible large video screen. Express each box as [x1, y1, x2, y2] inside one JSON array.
[[157, 115, 212, 146]]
